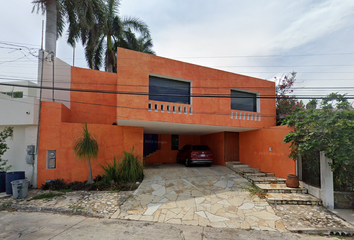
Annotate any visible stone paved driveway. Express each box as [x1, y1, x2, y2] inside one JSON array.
[[112, 164, 286, 231]]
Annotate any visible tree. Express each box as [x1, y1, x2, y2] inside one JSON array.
[[283, 93, 354, 185], [84, 0, 152, 72], [0, 127, 14, 171], [32, 0, 104, 55], [118, 29, 156, 55], [275, 72, 303, 125], [74, 123, 99, 184]]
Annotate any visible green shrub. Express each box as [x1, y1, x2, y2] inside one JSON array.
[[67, 181, 88, 191], [41, 179, 68, 190], [118, 147, 144, 183], [101, 157, 120, 183]]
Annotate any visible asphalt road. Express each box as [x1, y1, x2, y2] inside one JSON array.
[[0, 211, 348, 240]]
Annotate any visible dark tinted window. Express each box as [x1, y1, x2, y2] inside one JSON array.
[[231, 90, 257, 112], [192, 145, 210, 151], [171, 135, 179, 150], [149, 76, 190, 104]]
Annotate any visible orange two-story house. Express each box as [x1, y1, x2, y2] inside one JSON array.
[[36, 48, 294, 186]]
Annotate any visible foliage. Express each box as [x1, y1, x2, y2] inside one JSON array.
[[74, 123, 99, 184], [283, 93, 354, 183], [39, 176, 140, 192], [32, 192, 64, 200], [32, 0, 105, 45], [0, 127, 14, 171], [84, 0, 154, 72], [118, 148, 144, 183], [67, 181, 88, 191], [101, 157, 120, 183], [247, 185, 266, 199], [275, 72, 304, 125], [41, 178, 68, 190], [301, 151, 321, 188]]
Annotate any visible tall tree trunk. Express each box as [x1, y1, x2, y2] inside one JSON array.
[[87, 156, 94, 184], [106, 35, 113, 72], [45, 0, 57, 55]]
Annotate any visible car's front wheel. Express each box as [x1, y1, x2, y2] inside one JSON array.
[[185, 157, 190, 167]]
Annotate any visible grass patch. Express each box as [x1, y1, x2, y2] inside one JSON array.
[[69, 205, 85, 213], [32, 192, 64, 200], [0, 201, 12, 210], [247, 185, 266, 199]]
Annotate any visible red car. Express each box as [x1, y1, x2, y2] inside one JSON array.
[[177, 145, 213, 167]]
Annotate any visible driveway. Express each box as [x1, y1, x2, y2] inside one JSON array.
[[112, 164, 285, 231]]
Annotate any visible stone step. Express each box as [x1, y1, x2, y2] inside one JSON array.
[[225, 161, 242, 165], [266, 193, 322, 205], [232, 167, 260, 174], [243, 172, 275, 179], [231, 164, 250, 168], [248, 176, 286, 184], [256, 183, 308, 194]]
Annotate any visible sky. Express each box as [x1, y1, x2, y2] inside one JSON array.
[[0, 0, 354, 105]]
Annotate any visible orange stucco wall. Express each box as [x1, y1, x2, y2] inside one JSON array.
[[239, 126, 295, 179], [69, 67, 117, 124], [37, 67, 143, 186], [201, 132, 226, 166], [116, 48, 276, 129]]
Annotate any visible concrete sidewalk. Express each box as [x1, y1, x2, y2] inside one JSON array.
[[330, 209, 354, 226], [0, 211, 349, 240]]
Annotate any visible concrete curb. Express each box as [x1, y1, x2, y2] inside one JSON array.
[[288, 228, 354, 236], [1, 203, 105, 218]]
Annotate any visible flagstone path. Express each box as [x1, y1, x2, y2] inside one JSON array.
[[111, 164, 286, 231]]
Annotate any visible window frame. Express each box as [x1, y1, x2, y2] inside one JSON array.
[[230, 89, 260, 113], [149, 74, 192, 105]]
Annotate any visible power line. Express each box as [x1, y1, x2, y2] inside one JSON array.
[[0, 93, 279, 120], [1, 78, 354, 91], [1, 82, 354, 99]]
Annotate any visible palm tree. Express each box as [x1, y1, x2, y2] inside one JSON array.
[[118, 28, 156, 55], [84, 0, 152, 72], [74, 123, 99, 184], [32, 0, 104, 55]]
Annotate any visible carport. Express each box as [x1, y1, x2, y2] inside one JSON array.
[[119, 119, 256, 165]]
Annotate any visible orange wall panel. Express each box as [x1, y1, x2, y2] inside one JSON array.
[[37, 102, 144, 186], [70, 67, 117, 125], [239, 126, 295, 179], [201, 132, 225, 166]]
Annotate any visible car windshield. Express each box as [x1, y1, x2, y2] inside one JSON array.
[[192, 145, 210, 151]]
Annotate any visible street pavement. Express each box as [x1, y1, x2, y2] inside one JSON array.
[[0, 211, 350, 240]]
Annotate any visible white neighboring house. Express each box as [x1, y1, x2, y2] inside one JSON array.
[[0, 81, 39, 187]]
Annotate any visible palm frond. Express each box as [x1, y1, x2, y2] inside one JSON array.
[[31, 0, 47, 14], [74, 123, 99, 159], [122, 16, 150, 37]]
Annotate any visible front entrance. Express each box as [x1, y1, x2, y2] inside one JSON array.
[[224, 132, 239, 162], [143, 134, 158, 157]]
